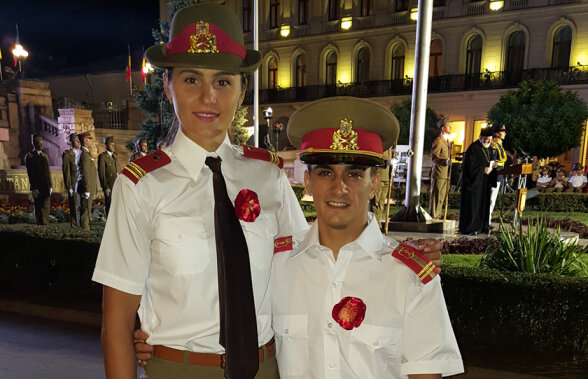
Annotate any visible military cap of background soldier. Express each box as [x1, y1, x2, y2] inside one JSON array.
[[145, 3, 261, 73], [103, 136, 114, 145], [287, 97, 400, 167], [76, 131, 93, 139], [437, 117, 450, 129], [31, 134, 43, 144], [69, 133, 78, 143], [495, 125, 506, 132]]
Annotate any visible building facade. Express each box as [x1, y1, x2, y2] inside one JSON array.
[[162, 0, 588, 169]]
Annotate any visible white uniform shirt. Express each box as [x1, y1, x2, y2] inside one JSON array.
[[271, 214, 463, 379], [536, 175, 552, 186], [92, 131, 308, 352], [569, 174, 587, 188]]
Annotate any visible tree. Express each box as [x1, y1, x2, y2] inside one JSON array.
[[231, 106, 251, 144], [487, 80, 588, 159], [390, 99, 442, 153]]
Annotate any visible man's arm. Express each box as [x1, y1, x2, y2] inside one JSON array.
[[101, 286, 141, 379]]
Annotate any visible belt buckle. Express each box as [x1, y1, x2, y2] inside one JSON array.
[[220, 354, 226, 369]]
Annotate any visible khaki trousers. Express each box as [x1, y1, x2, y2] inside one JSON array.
[[142, 355, 279, 379], [429, 176, 449, 219], [33, 193, 50, 225], [78, 194, 94, 230], [371, 180, 390, 222], [68, 193, 79, 228]]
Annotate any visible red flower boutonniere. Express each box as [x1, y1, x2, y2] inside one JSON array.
[[332, 296, 366, 330], [234, 189, 260, 222]]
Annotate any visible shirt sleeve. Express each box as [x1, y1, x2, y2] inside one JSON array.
[[277, 171, 309, 238], [400, 276, 464, 377], [92, 177, 151, 295]]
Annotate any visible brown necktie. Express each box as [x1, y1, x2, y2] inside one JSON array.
[[205, 156, 258, 379]]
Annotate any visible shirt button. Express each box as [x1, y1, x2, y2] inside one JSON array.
[[329, 362, 335, 368], [284, 329, 289, 334], [327, 322, 333, 328], [373, 341, 379, 347], [332, 282, 337, 288], [177, 234, 183, 240]]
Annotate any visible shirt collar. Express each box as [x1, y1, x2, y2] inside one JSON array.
[[170, 130, 232, 182], [292, 213, 386, 261]]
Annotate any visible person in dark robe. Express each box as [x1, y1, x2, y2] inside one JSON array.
[[459, 127, 496, 235]]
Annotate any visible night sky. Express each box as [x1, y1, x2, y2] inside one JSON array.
[[0, 0, 160, 77]]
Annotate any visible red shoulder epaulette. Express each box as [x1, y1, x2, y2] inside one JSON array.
[[274, 236, 293, 254], [391, 243, 439, 284], [240, 144, 283, 169], [121, 150, 171, 184]]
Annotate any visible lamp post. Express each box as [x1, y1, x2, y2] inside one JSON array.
[[263, 107, 274, 150], [273, 121, 282, 151], [12, 43, 28, 78]]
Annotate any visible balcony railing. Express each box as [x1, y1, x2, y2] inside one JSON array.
[[244, 67, 588, 105], [89, 104, 129, 130]]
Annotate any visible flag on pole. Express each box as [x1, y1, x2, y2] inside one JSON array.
[[141, 56, 147, 84], [125, 45, 132, 82]]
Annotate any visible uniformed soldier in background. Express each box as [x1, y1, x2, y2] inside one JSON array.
[[370, 147, 393, 227], [62, 133, 80, 228], [98, 136, 119, 218], [76, 131, 98, 230], [429, 118, 452, 219], [129, 138, 148, 162], [25, 134, 52, 225]]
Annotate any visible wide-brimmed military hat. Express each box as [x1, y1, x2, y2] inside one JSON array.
[[287, 97, 400, 167], [146, 3, 261, 72]]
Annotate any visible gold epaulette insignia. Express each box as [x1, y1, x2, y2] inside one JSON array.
[[121, 150, 171, 184], [240, 144, 283, 168], [391, 243, 439, 284]]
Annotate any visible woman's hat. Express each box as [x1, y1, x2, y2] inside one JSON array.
[[287, 97, 400, 167], [146, 3, 261, 72]]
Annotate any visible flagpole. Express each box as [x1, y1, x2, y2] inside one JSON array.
[[253, 0, 259, 147], [128, 44, 132, 96]]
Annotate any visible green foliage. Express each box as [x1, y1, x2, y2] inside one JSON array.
[[487, 80, 588, 158], [480, 218, 588, 277], [389, 99, 442, 153], [230, 106, 251, 144]]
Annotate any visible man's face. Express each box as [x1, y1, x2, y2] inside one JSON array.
[[82, 135, 94, 148], [304, 164, 379, 238], [33, 139, 43, 151], [140, 141, 148, 153], [71, 136, 80, 149], [497, 131, 506, 140], [480, 136, 492, 148], [106, 142, 115, 153], [442, 123, 451, 135]]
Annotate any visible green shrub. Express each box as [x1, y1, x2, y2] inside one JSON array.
[[480, 218, 588, 277]]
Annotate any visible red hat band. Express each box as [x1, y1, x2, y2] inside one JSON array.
[[166, 21, 246, 59], [300, 125, 383, 158]]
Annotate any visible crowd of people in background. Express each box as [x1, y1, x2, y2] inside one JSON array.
[[532, 163, 588, 193]]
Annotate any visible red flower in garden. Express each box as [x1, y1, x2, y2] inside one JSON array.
[[332, 296, 366, 330], [234, 189, 260, 222]]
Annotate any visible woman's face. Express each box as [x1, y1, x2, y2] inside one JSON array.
[[164, 68, 245, 151]]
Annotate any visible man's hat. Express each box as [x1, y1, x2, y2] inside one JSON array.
[[31, 134, 43, 143], [146, 3, 261, 72], [287, 97, 400, 167], [437, 118, 450, 129], [495, 125, 506, 132], [76, 131, 93, 139], [103, 136, 114, 145], [480, 126, 494, 137]]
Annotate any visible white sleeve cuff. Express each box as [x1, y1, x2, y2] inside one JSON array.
[[92, 268, 145, 295], [401, 359, 464, 377]]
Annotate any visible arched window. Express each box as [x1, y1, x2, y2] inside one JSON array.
[[506, 31, 525, 72], [295, 54, 306, 87], [551, 26, 572, 69], [268, 57, 278, 89], [429, 39, 442, 77], [465, 35, 482, 75], [328, 0, 339, 21], [391, 44, 405, 80], [325, 51, 337, 85], [356, 47, 370, 82]]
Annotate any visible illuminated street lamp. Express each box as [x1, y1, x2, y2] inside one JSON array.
[[142, 62, 154, 75], [12, 43, 28, 76]]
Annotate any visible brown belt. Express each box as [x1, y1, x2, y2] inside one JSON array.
[[153, 339, 275, 368]]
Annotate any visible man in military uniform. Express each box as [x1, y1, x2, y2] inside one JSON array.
[[76, 131, 98, 230], [488, 125, 507, 225], [62, 133, 80, 228], [129, 138, 148, 162], [429, 118, 452, 220], [370, 147, 393, 227], [25, 134, 52, 225], [98, 136, 119, 218]]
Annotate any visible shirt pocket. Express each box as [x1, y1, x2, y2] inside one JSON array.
[[348, 322, 402, 376], [272, 314, 309, 376], [151, 216, 210, 276]]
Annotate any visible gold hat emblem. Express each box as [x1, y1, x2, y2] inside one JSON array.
[[330, 118, 358, 150], [188, 21, 219, 54]]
